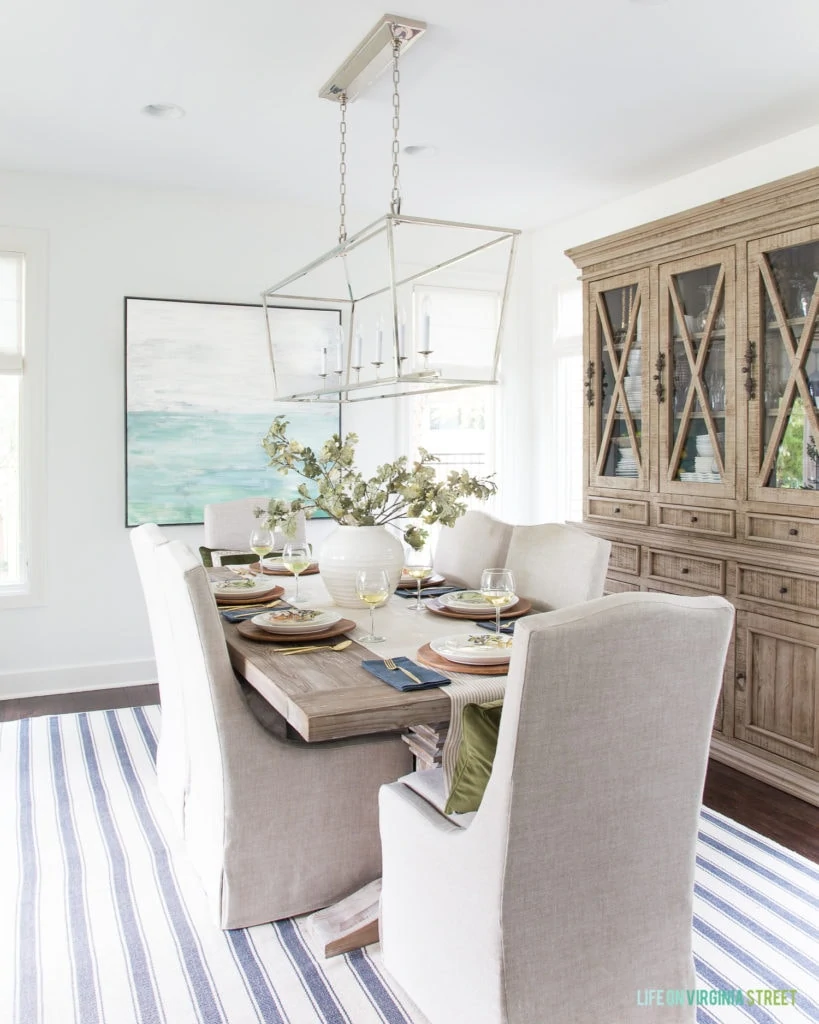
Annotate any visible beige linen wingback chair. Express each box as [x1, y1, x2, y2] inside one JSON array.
[[156, 538, 411, 929], [504, 522, 611, 610], [130, 523, 187, 833], [203, 496, 306, 557], [433, 513, 611, 610], [379, 592, 734, 1024], [432, 510, 513, 588]]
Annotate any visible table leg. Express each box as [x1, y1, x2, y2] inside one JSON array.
[[402, 722, 448, 770], [307, 878, 382, 957]]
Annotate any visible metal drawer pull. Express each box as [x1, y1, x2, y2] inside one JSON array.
[[736, 672, 746, 691], [681, 567, 690, 575], [614, 507, 621, 514], [789, 528, 799, 536], [690, 515, 698, 523], [779, 586, 788, 595]]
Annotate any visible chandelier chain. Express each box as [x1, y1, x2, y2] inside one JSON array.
[[390, 34, 401, 215], [338, 92, 348, 244]]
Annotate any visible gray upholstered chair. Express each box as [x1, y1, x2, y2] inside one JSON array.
[[130, 523, 187, 833], [504, 522, 611, 610], [379, 592, 734, 1024], [203, 495, 306, 560], [434, 513, 611, 611], [156, 538, 411, 929], [432, 510, 513, 588]]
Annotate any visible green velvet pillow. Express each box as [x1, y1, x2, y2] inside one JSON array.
[[445, 698, 504, 815], [198, 547, 258, 568]]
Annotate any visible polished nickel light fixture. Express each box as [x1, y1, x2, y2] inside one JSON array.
[[263, 14, 520, 404]]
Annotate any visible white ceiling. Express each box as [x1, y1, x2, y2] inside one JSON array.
[[2, 0, 819, 229]]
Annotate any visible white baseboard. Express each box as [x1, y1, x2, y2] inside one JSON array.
[[0, 659, 157, 701]]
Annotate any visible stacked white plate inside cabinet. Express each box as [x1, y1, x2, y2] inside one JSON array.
[[614, 444, 639, 478]]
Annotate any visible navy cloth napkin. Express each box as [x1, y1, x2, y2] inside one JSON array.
[[476, 619, 517, 634], [394, 586, 461, 599], [361, 656, 450, 691]]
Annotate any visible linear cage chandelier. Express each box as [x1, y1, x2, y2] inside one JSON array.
[[262, 14, 520, 404]]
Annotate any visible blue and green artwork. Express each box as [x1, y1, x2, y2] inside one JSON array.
[[125, 298, 340, 526]]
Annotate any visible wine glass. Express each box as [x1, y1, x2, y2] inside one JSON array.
[[249, 526, 275, 574], [403, 544, 433, 612], [356, 568, 389, 643], [480, 568, 515, 635], [281, 542, 312, 604]]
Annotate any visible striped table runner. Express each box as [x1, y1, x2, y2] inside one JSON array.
[[440, 674, 507, 789]]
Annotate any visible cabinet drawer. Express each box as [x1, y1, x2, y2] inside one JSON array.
[[737, 565, 819, 613], [609, 542, 640, 575], [605, 576, 640, 594], [587, 498, 649, 526], [657, 503, 735, 538], [745, 513, 819, 549], [646, 549, 726, 592]]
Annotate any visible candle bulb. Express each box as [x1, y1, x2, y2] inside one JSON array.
[[320, 347, 328, 376], [420, 300, 431, 352], [398, 310, 406, 359], [353, 330, 363, 368], [375, 319, 383, 364], [335, 339, 343, 373]]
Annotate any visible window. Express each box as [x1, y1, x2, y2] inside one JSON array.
[[403, 286, 498, 510], [0, 229, 46, 606]]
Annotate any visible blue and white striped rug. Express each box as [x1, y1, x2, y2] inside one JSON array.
[[1, 707, 817, 1024]]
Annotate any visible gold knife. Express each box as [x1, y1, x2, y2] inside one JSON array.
[[218, 599, 285, 612]]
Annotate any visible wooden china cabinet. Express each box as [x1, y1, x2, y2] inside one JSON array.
[[567, 167, 819, 807]]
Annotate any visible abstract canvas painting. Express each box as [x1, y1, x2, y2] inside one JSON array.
[[125, 297, 341, 526]]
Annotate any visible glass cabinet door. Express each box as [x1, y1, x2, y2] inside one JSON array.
[[748, 228, 819, 505], [587, 270, 649, 490], [658, 249, 735, 496]]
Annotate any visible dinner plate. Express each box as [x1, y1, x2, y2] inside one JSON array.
[[251, 559, 320, 576], [212, 577, 282, 597], [396, 571, 445, 590], [251, 609, 342, 634], [439, 589, 517, 612], [429, 633, 513, 666]]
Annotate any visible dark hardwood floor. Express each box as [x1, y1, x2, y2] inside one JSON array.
[[0, 684, 159, 723], [2, 685, 817, 863], [703, 759, 819, 863]]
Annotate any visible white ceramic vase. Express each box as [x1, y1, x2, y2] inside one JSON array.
[[319, 524, 404, 608]]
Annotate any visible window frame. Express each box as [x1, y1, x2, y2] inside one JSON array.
[[397, 283, 501, 513], [0, 227, 47, 608]]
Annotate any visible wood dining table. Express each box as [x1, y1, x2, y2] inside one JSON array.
[[219, 566, 515, 957], [221, 570, 508, 743]]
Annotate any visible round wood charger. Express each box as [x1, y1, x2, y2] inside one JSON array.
[[251, 562, 320, 577], [215, 584, 284, 606], [236, 617, 356, 644], [422, 596, 532, 620], [416, 643, 509, 676]]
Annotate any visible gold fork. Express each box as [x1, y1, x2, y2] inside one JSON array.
[[384, 657, 423, 685]]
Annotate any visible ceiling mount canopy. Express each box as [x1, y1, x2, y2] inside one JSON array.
[[263, 14, 520, 405]]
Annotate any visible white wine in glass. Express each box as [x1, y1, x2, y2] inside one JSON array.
[[282, 542, 312, 604], [403, 550, 433, 612], [249, 527, 275, 573], [356, 568, 389, 643], [480, 567, 515, 635]]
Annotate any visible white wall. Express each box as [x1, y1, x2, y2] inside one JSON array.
[[0, 170, 531, 697], [0, 172, 396, 697], [530, 123, 819, 522]]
